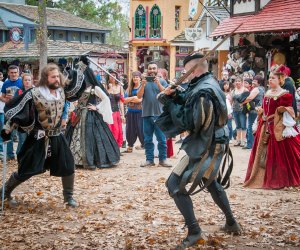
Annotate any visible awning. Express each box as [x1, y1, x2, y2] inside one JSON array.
[[211, 0, 300, 37]]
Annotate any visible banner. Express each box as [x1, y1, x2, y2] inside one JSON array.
[[189, 0, 198, 19]]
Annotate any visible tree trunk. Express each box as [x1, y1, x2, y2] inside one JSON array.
[[38, 0, 48, 77]]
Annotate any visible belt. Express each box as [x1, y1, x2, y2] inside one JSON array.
[[34, 128, 62, 139]]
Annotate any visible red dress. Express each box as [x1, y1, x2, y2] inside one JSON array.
[[244, 91, 300, 189]]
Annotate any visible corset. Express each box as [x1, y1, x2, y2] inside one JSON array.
[[77, 87, 101, 111], [32, 88, 65, 130], [109, 93, 120, 112]]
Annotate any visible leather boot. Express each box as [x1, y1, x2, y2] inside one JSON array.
[[61, 174, 78, 208], [0, 172, 22, 207], [176, 223, 202, 250]]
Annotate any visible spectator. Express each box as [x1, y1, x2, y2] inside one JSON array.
[[219, 70, 229, 88], [15, 73, 34, 154], [232, 76, 248, 147], [222, 81, 234, 141], [241, 75, 265, 149], [243, 78, 253, 91], [123, 71, 144, 153], [0, 65, 23, 160], [105, 69, 125, 148], [248, 70, 255, 80], [94, 70, 102, 83], [137, 62, 171, 168]]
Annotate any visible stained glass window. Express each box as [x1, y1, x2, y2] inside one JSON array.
[[134, 5, 146, 38], [149, 4, 161, 38]]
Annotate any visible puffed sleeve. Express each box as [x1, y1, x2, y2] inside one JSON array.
[[279, 93, 293, 107], [2, 90, 35, 141], [94, 86, 113, 124]]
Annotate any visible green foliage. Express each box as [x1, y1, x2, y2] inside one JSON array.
[[26, 0, 129, 46]]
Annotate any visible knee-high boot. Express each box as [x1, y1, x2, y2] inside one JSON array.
[[0, 172, 23, 206], [61, 174, 78, 208]]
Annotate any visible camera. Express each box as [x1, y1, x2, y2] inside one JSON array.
[[145, 76, 155, 82]]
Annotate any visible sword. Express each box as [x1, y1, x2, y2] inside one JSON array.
[[1, 141, 10, 213], [84, 56, 124, 86]]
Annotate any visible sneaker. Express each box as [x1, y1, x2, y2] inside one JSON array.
[[140, 161, 155, 167], [220, 221, 241, 235], [158, 160, 172, 168], [233, 141, 241, 147]]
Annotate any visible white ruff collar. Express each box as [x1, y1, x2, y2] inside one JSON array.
[[38, 86, 62, 101]]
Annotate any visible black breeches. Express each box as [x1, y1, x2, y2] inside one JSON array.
[[126, 112, 144, 147]]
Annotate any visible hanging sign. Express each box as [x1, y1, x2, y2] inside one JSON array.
[[189, 0, 199, 19], [10, 27, 22, 44], [185, 28, 203, 41]]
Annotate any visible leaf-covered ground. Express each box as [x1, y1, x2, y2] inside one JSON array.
[[0, 144, 299, 249]]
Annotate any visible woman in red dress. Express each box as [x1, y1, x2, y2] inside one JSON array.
[[244, 71, 300, 189]]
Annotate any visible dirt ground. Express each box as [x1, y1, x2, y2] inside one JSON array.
[[0, 142, 299, 250]]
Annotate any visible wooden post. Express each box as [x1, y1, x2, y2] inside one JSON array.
[[38, 0, 48, 78]]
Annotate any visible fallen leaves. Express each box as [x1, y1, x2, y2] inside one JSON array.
[[0, 148, 299, 249]]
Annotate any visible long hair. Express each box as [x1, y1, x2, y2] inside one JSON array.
[[39, 63, 66, 88], [127, 72, 141, 97], [105, 70, 118, 90]]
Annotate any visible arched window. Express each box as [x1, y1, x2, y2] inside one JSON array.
[[134, 5, 146, 38], [149, 4, 162, 38]]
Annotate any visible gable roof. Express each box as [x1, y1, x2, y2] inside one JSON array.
[[0, 40, 127, 59], [211, 0, 300, 37], [0, 3, 111, 32], [0, 16, 7, 30]]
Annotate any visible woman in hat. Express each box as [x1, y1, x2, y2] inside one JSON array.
[[244, 71, 300, 189], [105, 70, 125, 148], [123, 71, 144, 153]]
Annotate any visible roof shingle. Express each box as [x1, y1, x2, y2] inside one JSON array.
[[0, 41, 127, 59], [0, 3, 111, 32], [211, 0, 300, 37]]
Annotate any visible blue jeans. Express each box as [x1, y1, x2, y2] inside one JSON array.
[[227, 117, 233, 140], [233, 111, 247, 131], [143, 116, 167, 162], [0, 113, 14, 158], [246, 111, 257, 148]]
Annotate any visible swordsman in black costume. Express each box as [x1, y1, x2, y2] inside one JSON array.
[[156, 53, 241, 249], [0, 61, 88, 208]]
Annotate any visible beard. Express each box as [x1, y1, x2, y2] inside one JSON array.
[[47, 81, 60, 90]]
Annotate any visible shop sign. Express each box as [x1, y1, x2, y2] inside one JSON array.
[[185, 28, 203, 41], [10, 27, 22, 44]]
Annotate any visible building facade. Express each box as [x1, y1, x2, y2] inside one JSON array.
[[0, 1, 128, 83], [129, 0, 202, 80]]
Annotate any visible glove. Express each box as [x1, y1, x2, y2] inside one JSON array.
[[1, 129, 11, 142]]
